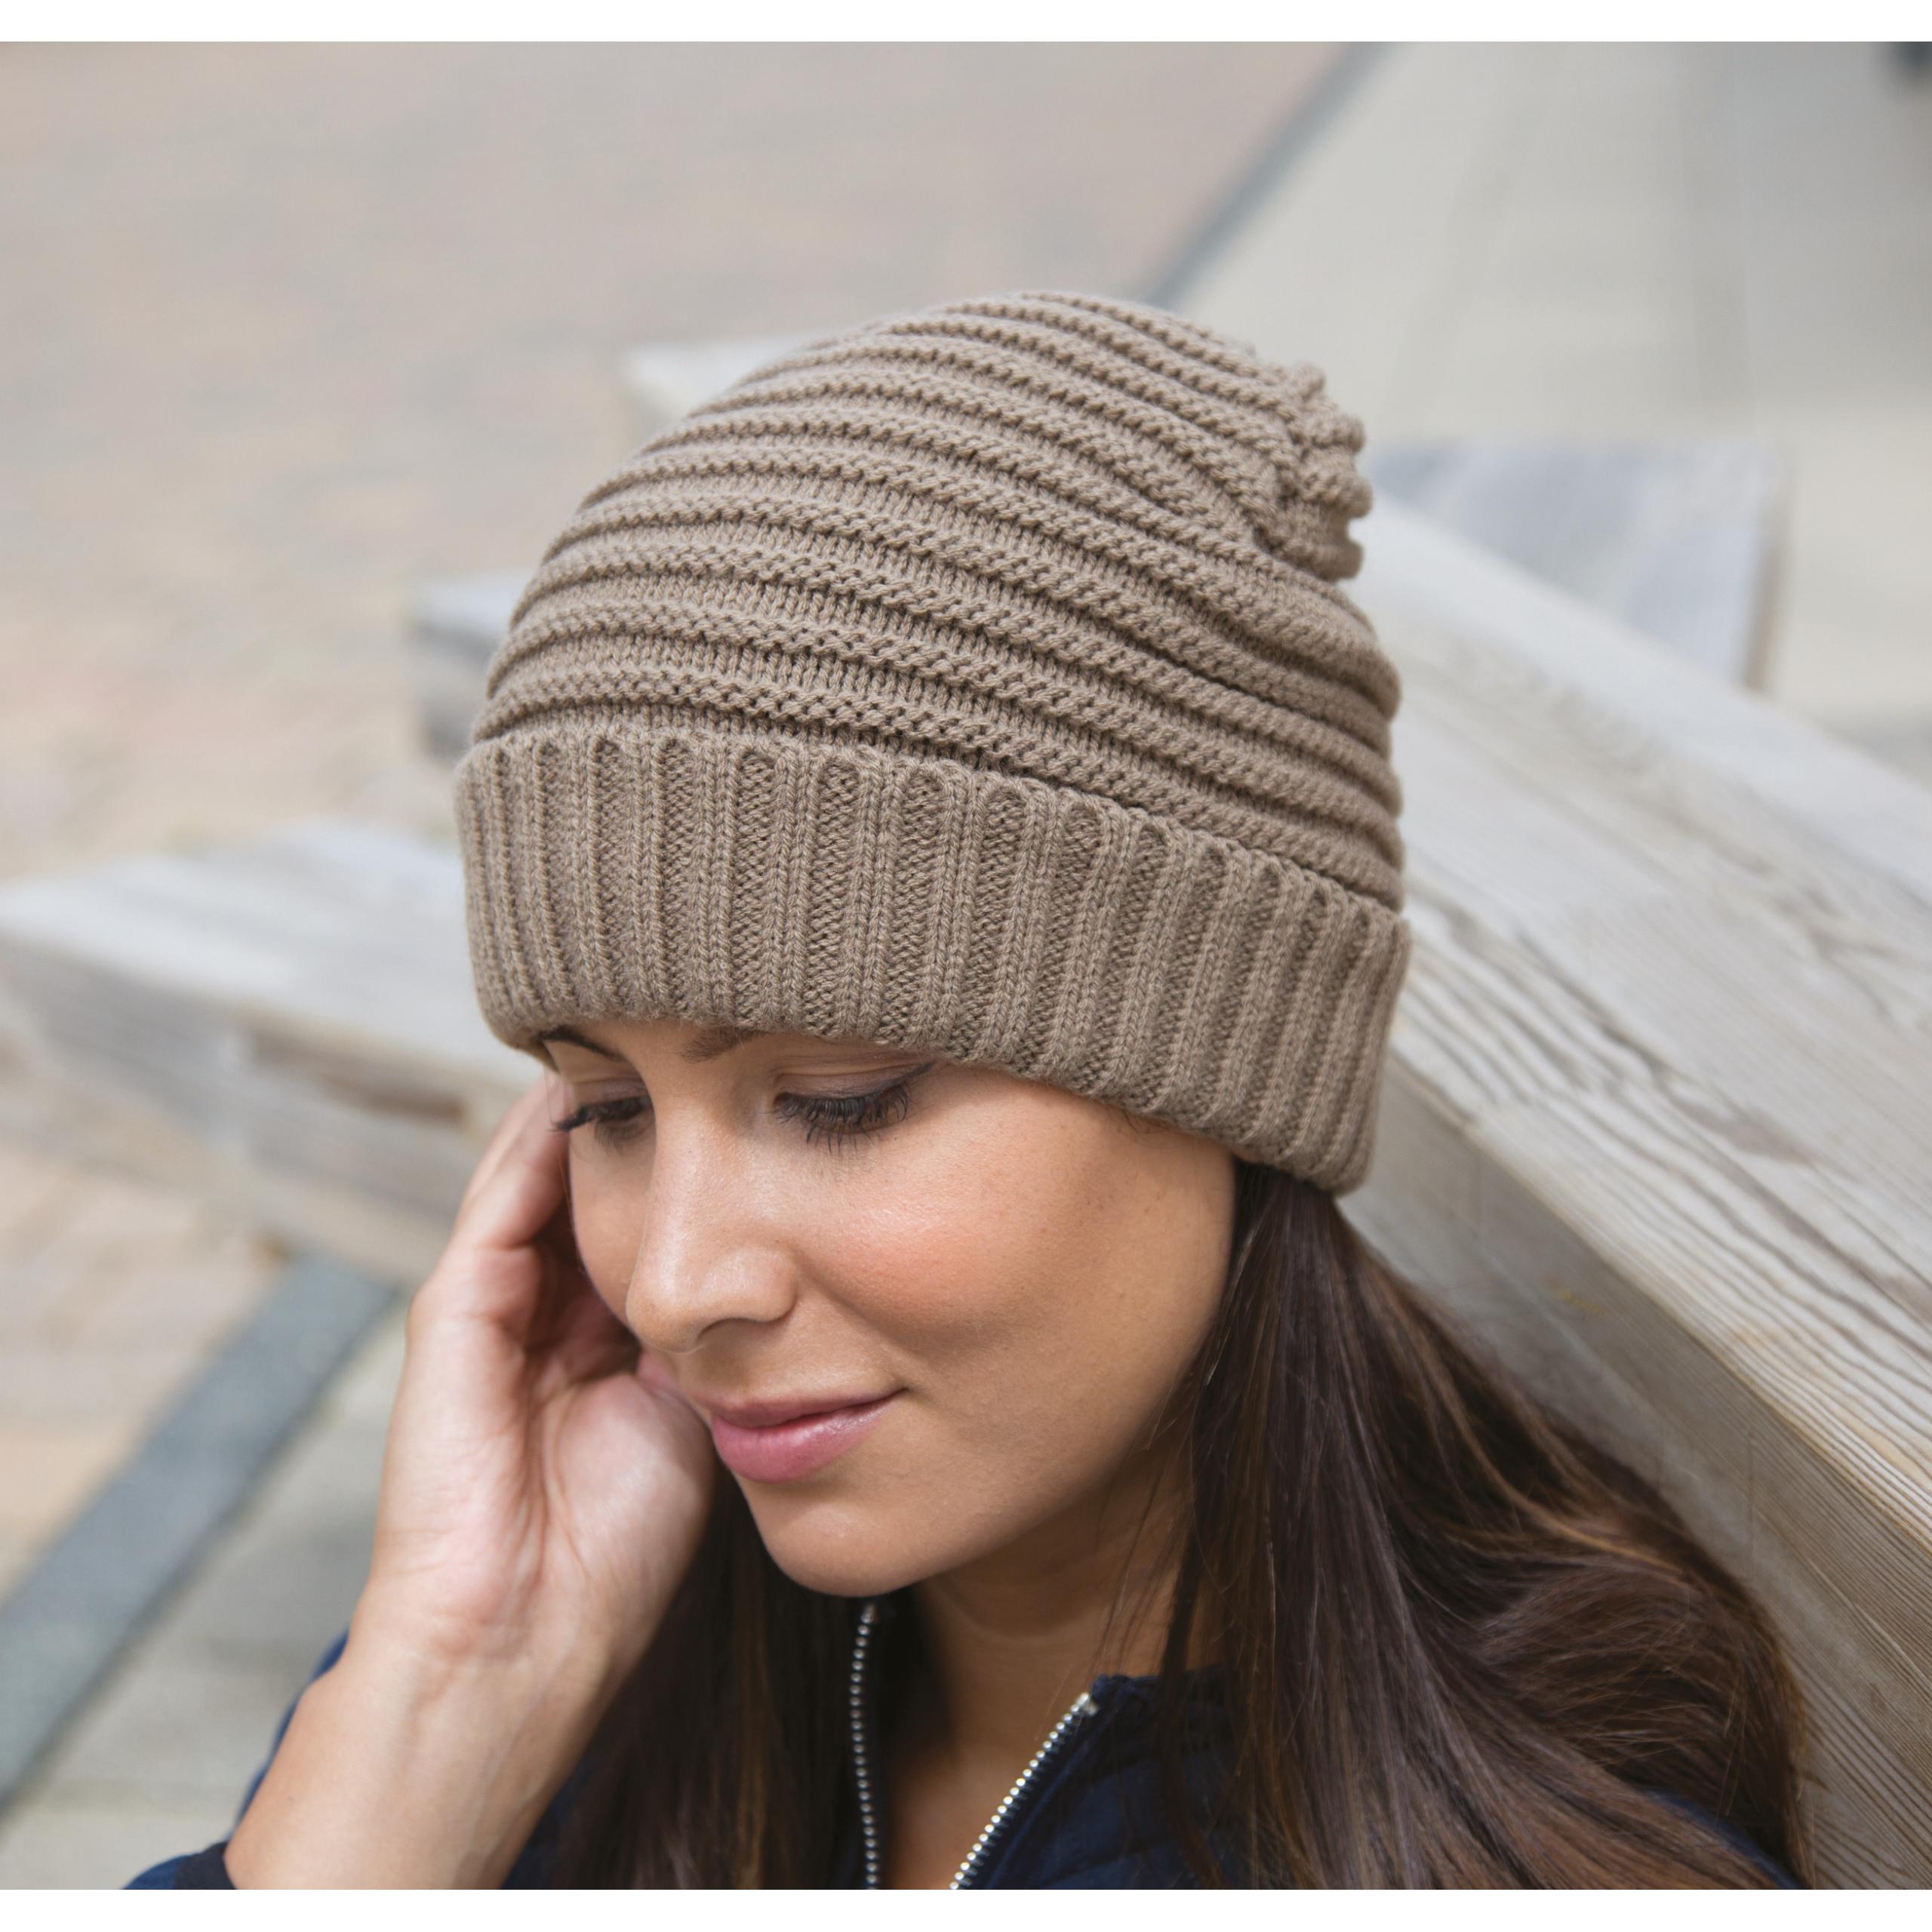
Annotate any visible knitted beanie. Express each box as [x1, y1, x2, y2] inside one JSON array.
[[453, 290, 1410, 1193]]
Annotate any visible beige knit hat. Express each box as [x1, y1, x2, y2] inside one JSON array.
[[454, 290, 1409, 1193]]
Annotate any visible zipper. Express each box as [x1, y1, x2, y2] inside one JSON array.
[[848, 1596, 1102, 1889]]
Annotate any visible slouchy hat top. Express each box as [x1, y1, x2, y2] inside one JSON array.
[[453, 290, 1411, 1192]]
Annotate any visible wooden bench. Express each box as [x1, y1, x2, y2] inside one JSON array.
[[1345, 500, 1932, 1885], [620, 331, 808, 444], [0, 821, 526, 1284], [1364, 436, 1780, 690], [2, 504, 1926, 1882], [406, 571, 532, 765]]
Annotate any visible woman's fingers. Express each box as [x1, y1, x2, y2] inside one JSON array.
[[457, 1075, 561, 1219], [546, 1261, 637, 1380], [453, 1075, 575, 1255], [411, 1077, 578, 1337]]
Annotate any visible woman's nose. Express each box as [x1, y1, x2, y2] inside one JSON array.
[[617, 1136, 798, 1353]]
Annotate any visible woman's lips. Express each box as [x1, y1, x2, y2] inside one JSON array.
[[708, 1391, 901, 1483]]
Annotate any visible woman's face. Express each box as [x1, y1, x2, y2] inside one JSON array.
[[540, 1017, 1235, 1598]]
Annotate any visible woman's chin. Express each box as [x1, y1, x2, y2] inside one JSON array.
[[746, 1506, 954, 1601]]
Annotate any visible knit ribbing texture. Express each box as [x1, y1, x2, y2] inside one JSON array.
[[454, 290, 1411, 1192]]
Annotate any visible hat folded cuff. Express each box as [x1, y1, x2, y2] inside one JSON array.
[[454, 723, 1410, 1193]]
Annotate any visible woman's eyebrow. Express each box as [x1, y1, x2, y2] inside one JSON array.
[[534, 1023, 625, 1063], [533, 1021, 769, 1066], [680, 1023, 766, 1064]]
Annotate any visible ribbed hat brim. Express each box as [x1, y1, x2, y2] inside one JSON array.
[[456, 721, 1410, 1193]]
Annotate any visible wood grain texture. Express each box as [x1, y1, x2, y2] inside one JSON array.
[[1350, 500, 1932, 1885], [0, 822, 531, 1284]]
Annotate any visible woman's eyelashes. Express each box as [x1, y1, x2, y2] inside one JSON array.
[[772, 1062, 934, 1149], [549, 1094, 649, 1153], [550, 1060, 937, 1156]]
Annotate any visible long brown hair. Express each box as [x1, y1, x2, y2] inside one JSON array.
[[554, 1155, 1814, 1887]]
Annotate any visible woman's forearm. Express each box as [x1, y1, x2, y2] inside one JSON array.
[[223, 1620, 620, 1889]]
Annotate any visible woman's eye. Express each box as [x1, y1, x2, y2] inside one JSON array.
[[775, 1061, 936, 1149], [551, 1096, 649, 1153], [552, 1060, 935, 1155]]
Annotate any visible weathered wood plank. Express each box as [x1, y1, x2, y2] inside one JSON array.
[[1365, 437, 1781, 688], [1359, 501, 1932, 911], [619, 332, 808, 444], [406, 571, 529, 762], [1349, 500, 1932, 1884], [1841, 714, 1932, 792], [0, 822, 530, 1284]]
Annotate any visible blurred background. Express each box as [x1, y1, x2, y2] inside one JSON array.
[[0, 39, 1927, 1885]]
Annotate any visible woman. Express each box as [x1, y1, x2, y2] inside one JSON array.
[[131, 291, 1811, 1888]]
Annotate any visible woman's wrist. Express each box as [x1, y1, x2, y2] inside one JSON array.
[[226, 1613, 629, 1888]]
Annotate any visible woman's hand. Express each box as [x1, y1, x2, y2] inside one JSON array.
[[226, 1074, 717, 1887], [360, 1069, 715, 1678]]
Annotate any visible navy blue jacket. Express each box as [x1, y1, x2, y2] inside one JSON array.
[[127, 1595, 1799, 1889]]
